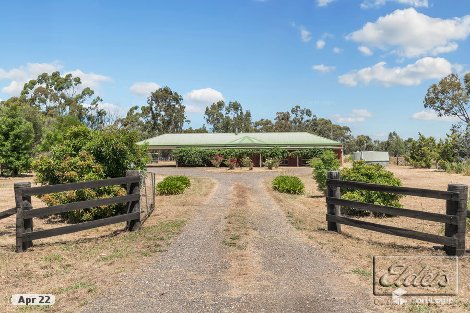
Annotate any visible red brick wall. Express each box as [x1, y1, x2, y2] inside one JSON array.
[[252, 154, 261, 167], [287, 156, 298, 166], [334, 148, 343, 166]]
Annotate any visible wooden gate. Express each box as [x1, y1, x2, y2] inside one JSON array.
[[14, 170, 142, 252], [325, 171, 468, 256]]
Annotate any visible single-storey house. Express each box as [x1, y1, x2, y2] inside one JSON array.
[[138, 132, 343, 167]]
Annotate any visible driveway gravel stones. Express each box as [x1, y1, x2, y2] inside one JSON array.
[[83, 168, 369, 313]]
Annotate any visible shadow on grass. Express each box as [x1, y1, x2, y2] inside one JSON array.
[[330, 230, 438, 253]]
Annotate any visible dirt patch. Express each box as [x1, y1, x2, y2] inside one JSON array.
[[223, 183, 251, 250], [0, 176, 216, 313], [223, 183, 270, 296], [266, 166, 470, 312]]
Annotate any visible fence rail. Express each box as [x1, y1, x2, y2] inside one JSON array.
[[326, 179, 459, 200], [0, 207, 16, 220], [325, 171, 468, 256], [14, 170, 143, 252], [20, 176, 139, 196]]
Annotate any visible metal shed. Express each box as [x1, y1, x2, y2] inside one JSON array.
[[352, 151, 389, 166]]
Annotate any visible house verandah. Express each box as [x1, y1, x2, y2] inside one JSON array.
[[139, 132, 343, 167]]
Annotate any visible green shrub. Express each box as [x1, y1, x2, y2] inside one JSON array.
[[35, 151, 127, 222], [272, 175, 304, 194], [437, 160, 449, 171], [172, 147, 307, 167], [241, 156, 253, 170], [263, 147, 288, 160], [310, 150, 340, 194], [173, 148, 209, 167], [157, 175, 190, 195], [32, 125, 148, 223], [289, 148, 322, 160], [85, 127, 149, 178], [264, 158, 280, 170], [340, 161, 402, 217], [171, 175, 191, 188], [442, 159, 470, 175], [0, 105, 35, 176], [406, 133, 437, 169]]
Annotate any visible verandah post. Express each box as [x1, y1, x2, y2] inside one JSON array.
[[14, 182, 32, 252], [327, 171, 341, 233], [444, 184, 468, 256]]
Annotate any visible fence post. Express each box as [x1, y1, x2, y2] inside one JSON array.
[[151, 172, 156, 211], [14, 182, 32, 252], [126, 170, 141, 231], [444, 184, 468, 256], [327, 171, 341, 233]]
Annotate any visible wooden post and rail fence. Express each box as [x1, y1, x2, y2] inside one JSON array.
[[12, 170, 142, 252], [326, 171, 469, 256]]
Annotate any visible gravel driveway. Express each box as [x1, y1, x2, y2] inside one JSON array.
[[83, 167, 369, 312]]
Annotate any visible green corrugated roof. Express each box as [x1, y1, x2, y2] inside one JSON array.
[[138, 132, 342, 148]]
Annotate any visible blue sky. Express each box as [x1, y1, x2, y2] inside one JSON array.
[[1, 0, 469, 139]]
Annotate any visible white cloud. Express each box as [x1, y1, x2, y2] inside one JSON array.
[[333, 47, 343, 54], [0, 62, 111, 96], [184, 87, 224, 114], [68, 70, 111, 89], [185, 105, 206, 113], [316, 39, 326, 49], [412, 110, 459, 122], [99, 102, 126, 117], [317, 0, 334, 7], [334, 109, 372, 123], [130, 82, 161, 96], [338, 57, 453, 87], [299, 26, 312, 43], [313, 64, 336, 73], [0, 62, 61, 95], [185, 88, 224, 104], [374, 132, 387, 139], [361, 0, 428, 9], [358, 45, 373, 56], [2, 81, 28, 95], [347, 8, 470, 58]]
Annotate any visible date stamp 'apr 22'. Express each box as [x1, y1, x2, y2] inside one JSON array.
[[11, 294, 55, 306]]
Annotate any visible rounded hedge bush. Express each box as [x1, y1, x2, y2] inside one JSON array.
[[157, 175, 191, 195], [310, 149, 340, 194], [272, 175, 304, 194], [340, 161, 402, 217], [171, 175, 190, 188]]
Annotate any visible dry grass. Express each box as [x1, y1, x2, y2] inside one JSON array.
[[222, 183, 270, 296], [0, 175, 216, 313], [222, 184, 253, 250], [267, 165, 470, 313]]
